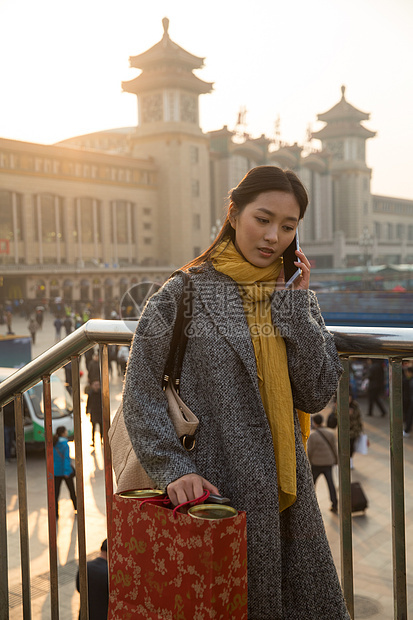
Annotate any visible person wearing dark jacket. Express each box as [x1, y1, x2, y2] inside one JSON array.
[[63, 316, 73, 336], [86, 380, 103, 447], [366, 358, 387, 417], [87, 352, 100, 385], [76, 539, 108, 620]]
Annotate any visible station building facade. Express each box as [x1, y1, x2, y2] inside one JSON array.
[[1, 18, 413, 304]]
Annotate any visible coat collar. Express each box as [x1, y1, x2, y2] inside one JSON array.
[[189, 264, 261, 394]]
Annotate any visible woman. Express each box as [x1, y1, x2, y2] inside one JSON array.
[[122, 166, 349, 619], [53, 426, 77, 519]]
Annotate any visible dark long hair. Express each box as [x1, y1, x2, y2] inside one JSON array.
[[53, 425, 67, 446], [183, 166, 308, 271]]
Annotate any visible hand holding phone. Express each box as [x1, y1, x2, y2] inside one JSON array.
[[283, 231, 301, 289]]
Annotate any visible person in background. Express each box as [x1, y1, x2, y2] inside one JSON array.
[[64, 362, 73, 396], [83, 347, 95, 377], [86, 380, 103, 448], [108, 344, 119, 378], [327, 393, 363, 469], [87, 352, 100, 385], [63, 315, 73, 336], [307, 413, 338, 513], [117, 345, 129, 376], [36, 308, 44, 330], [53, 426, 77, 519], [6, 310, 13, 335], [366, 358, 387, 417], [326, 394, 338, 429], [349, 393, 364, 469], [54, 316, 63, 342], [76, 539, 109, 620], [28, 317, 39, 344]]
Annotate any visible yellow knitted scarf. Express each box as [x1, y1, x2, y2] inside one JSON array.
[[212, 240, 307, 512]]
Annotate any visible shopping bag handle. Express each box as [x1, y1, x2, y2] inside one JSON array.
[[139, 496, 172, 510], [172, 489, 210, 519]]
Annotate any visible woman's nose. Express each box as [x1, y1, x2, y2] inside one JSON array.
[[264, 226, 278, 243]]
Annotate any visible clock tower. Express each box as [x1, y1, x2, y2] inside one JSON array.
[[123, 18, 213, 267], [311, 86, 376, 242]]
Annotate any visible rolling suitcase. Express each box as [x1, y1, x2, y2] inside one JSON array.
[[351, 481, 368, 513]]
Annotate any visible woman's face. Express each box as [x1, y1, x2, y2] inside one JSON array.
[[230, 191, 300, 268]]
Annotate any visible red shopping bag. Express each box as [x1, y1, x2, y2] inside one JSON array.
[[108, 493, 248, 619]]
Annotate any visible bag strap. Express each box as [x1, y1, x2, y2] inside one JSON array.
[[163, 271, 193, 390], [315, 428, 337, 462], [172, 489, 210, 519]]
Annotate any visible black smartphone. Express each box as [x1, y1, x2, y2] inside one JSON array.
[[207, 494, 232, 505], [283, 231, 301, 288]]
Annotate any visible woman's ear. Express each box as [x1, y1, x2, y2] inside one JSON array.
[[228, 205, 238, 230]]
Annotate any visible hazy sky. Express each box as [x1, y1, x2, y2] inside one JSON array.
[[1, 0, 412, 199]]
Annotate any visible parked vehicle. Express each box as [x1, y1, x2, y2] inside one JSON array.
[[0, 367, 74, 446]]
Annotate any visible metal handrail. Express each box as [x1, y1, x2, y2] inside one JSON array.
[[1, 320, 413, 620], [1, 321, 413, 408], [0, 320, 136, 406]]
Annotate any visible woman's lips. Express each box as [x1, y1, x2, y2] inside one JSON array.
[[258, 247, 274, 257]]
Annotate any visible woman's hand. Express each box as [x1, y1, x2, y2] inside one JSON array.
[[275, 248, 311, 291], [166, 473, 220, 506], [292, 248, 311, 290]]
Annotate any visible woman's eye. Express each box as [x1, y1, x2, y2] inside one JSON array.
[[283, 226, 294, 232], [256, 217, 269, 224]]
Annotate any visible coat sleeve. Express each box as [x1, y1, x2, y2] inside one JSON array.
[[121, 275, 198, 491], [306, 433, 315, 463], [272, 289, 343, 413]]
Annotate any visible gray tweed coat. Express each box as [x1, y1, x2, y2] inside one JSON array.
[[122, 265, 350, 620]]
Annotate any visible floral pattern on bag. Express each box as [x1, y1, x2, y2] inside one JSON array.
[[108, 494, 248, 620]]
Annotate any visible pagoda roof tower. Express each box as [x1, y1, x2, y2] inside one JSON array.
[[312, 86, 376, 140], [122, 18, 213, 96]]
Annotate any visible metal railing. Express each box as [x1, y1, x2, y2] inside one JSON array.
[[0, 320, 412, 620]]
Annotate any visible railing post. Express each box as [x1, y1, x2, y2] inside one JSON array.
[[0, 406, 9, 620], [337, 357, 354, 619], [71, 356, 89, 620], [389, 358, 407, 620], [99, 345, 114, 555], [14, 393, 31, 619], [43, 376, 59, 619]]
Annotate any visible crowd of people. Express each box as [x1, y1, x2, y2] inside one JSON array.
[[307, 357, 413, 518]]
